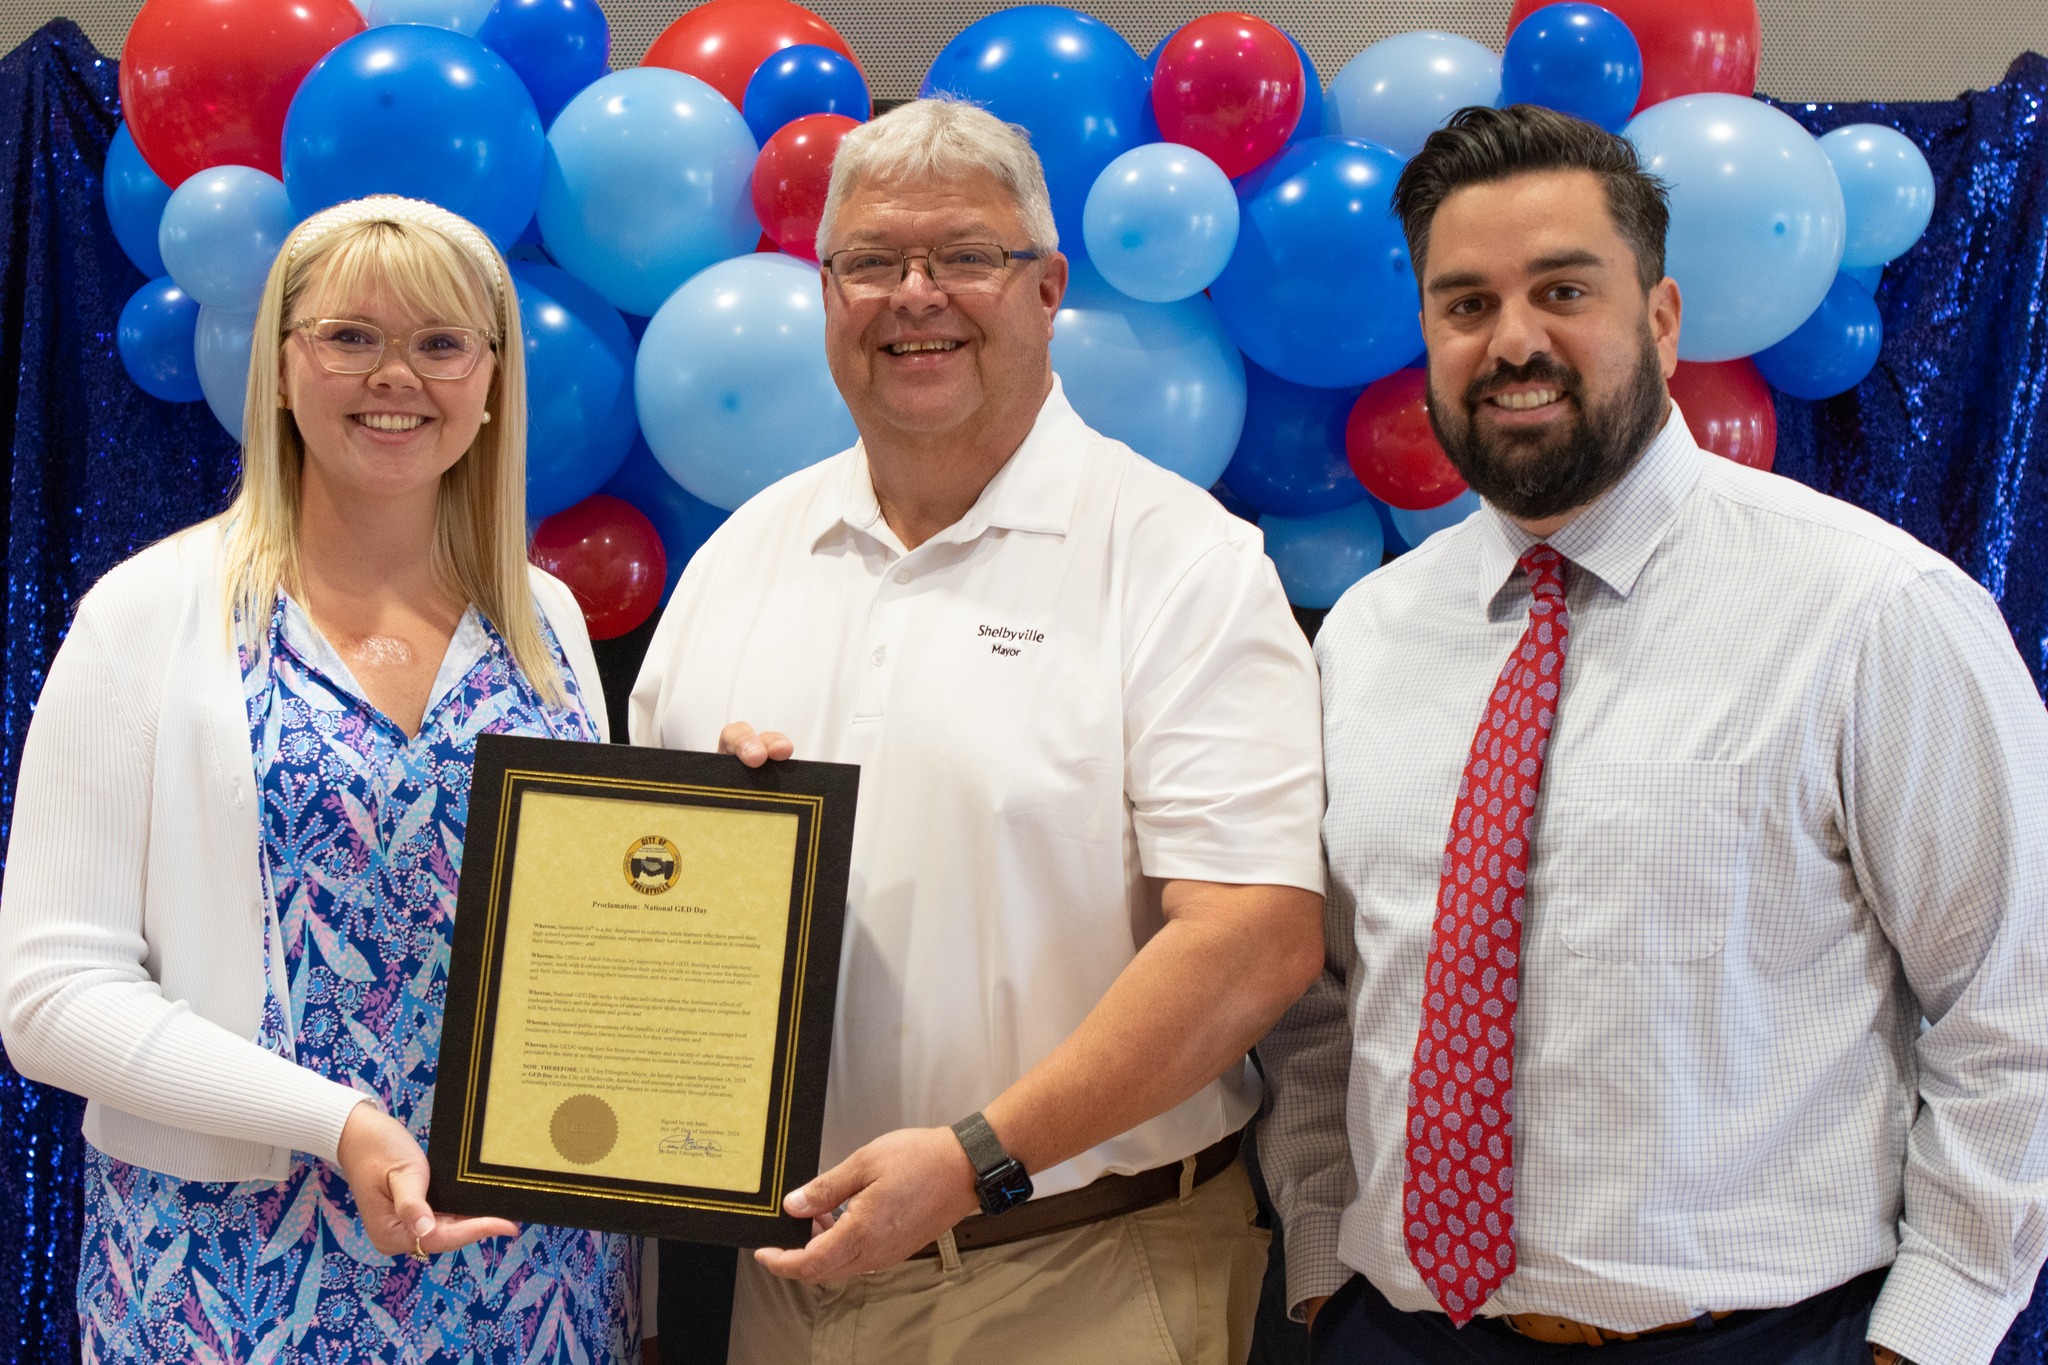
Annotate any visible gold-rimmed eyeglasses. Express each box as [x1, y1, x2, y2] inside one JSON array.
[[822, 243, 1043, 297], [288, 318, 498, 380]]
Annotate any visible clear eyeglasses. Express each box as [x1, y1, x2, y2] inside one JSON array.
[[288, 318, 497, 380], [822, 243, 1042, 297]]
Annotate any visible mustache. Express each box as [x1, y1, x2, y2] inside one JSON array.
[[1465, 356, 1581, 405]]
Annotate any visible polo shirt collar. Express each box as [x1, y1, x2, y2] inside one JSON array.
[[1474, 400, 1702, 605], [811, 375, 1086, 554]]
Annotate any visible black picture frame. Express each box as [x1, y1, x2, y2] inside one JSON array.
[[428, 734, 857, 1247]]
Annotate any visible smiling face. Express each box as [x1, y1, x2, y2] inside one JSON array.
[[280, 264, 497, 513], [819, 170, 1066, 455], [1420, 168, 1681, 527]]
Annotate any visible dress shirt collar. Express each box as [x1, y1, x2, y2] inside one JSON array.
[[810, 374, 1086, 555], [1474, 401, 1702, 605]]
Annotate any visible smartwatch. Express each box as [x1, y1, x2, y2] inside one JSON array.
[[951, 1111, 1033, 1216]]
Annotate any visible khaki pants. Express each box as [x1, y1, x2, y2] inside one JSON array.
[[729, 1158, 1270, 1365]]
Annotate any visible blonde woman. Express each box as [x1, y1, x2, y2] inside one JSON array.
[[0, 198, 640, 1362]]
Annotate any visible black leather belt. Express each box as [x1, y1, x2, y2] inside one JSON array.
[[910, 1129, 1243, 1259]]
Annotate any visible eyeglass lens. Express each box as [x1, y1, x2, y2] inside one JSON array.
[[829, 244, 1022, 294], [303, 320, 485, 379]]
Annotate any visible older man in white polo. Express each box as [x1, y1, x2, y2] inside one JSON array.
[[629, 98, 1326, 1363]]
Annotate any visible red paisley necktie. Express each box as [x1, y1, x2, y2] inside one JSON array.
[[1403, 543, 1570, 1325]]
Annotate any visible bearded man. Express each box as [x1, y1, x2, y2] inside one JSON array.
[[1259, 103, 2048, 1365]]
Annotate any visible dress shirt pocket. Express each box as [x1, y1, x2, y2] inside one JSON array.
[[1550, 760, 1748, 963]]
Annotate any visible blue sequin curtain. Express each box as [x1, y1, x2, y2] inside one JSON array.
[[0, 18, 2044, 1363], [1771, 62, 2048, 699], [0, 21, 242, 1365]]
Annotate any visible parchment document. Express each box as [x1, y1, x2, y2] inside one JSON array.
[[477, 790, 799, 1194]]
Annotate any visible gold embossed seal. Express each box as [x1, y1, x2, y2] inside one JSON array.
[[549, 1094, 618, 1165], [624, 835, 681, 895]]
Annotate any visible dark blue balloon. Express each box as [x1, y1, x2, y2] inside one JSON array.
[[1209, 136, 1420, 389], [1500, 3, 1643, 133], [1285, 32, 1324, 145], [1752, 272, 1884, 400], [1138, 32, 1169, 144], [1209, 480, 1259, 523], [477, 0, 610, 128], [602, 437, 729, 600], [1221, 360, 1367, 516], [512, 259, 638, 519], [922, 7, 1150, 255], [743, 44, 870, 146], [282, 26, 545, 247], [117, 277, 205, 403], [104, 122, 171, 277]]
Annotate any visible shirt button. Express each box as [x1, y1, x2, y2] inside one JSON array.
[[893, 569, 911, 585], [871, 646, 887, 667]]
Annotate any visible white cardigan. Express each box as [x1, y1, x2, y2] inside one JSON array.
[[0, 523, 610, 1182]]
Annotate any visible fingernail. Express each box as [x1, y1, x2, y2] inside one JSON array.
[[414, 1216, 433, 1236]]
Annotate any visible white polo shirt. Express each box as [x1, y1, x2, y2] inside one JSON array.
[[629, 379, 1325, 1196]]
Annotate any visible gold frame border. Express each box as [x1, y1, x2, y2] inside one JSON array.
[[453, 768, 826, 1218]]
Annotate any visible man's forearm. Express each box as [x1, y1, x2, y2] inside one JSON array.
[[981, 880, 1323, 1175]]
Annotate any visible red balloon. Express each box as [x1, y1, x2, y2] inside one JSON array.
[[1346, 369, 1468, 510], [752, 113, 859, 263], [1151, 13, 1305, 180], [531, 494, 668, 640], [641, 0, 858, 111], [1507, 0, 1759, 113], [1667, 358, 1776, 470], [120, 0, 364, 186]]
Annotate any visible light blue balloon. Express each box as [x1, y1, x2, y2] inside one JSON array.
[[1327, 32, 1501, 159], [635, 253, 855, 511], [1387, 487, 1480, 549], [1817, 123, 1935, 269], [1841, 262, 1883, 293], [1261, 499, 1385, 608], [539, 67, 760, 317], [1626, 94, 1845, 363], [104, 123, 172, 277], [367, 0, 495, 34], [158, 165, 294, 311], [1051, 259, 1247, 489], [1083, 143, 1239, 303], [194, 305, 257, 439]]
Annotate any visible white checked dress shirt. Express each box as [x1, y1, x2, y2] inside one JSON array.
[[631, 379, 1325, 1198], [1259, 406, 2048, 1365]]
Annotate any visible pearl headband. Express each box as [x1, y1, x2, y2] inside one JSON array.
[[283, 195, 509, 316]]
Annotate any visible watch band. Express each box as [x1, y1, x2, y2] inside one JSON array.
[[951, 1110, 1033, 1216], [951, 1110, 1011, 1177]]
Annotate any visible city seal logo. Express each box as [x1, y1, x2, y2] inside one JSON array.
[[625, 835, 681, 895], [550, 1094, 618, 1165]]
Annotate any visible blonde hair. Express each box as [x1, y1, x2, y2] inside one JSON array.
[[218, 200, 564, 703]]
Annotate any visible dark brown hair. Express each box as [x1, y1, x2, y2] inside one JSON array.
[[1392, 104, 1671, 291]]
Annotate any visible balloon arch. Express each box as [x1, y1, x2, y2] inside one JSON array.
[[105, 0, 1932, 624]]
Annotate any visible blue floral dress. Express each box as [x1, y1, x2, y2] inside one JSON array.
[[78, 594, 639, 1364]]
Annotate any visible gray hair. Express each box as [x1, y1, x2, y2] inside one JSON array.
[[815, 97, 1059, 257]]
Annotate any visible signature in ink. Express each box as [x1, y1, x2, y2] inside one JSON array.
[[659, 1131, 724, 1158]]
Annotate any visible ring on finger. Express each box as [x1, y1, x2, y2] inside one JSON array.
[[411, 1233, 428, 1263]]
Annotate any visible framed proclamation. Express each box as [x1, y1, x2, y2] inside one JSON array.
[[428, 734, 858, 1248]]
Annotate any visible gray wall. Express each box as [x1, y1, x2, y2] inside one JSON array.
[[7, 0, 2043, 107]]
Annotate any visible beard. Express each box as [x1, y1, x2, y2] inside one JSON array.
[[1425, 324, 1669, 523]]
